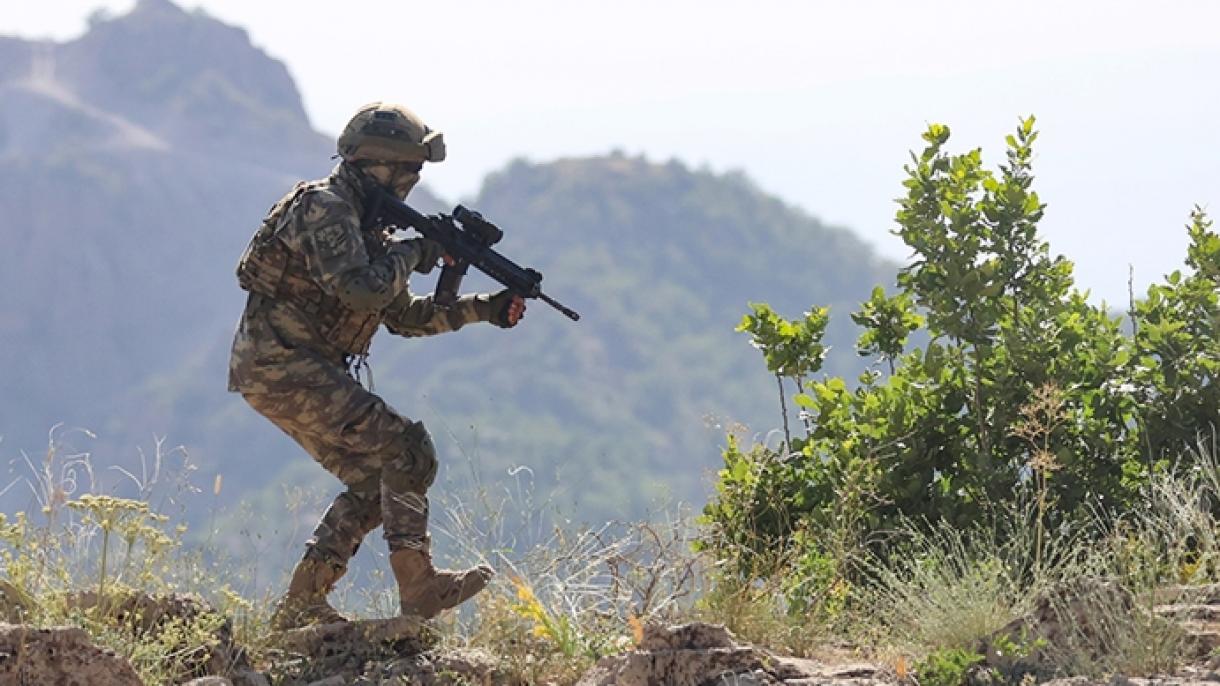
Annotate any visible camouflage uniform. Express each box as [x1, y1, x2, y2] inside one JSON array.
[[228, 161, 497, 569]]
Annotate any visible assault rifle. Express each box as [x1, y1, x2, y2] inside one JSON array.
[[363, 186, 580, 322]]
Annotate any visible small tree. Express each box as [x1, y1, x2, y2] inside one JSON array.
[[1129, 208, 1220, 468]]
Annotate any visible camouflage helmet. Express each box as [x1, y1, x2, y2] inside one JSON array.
[[337, 102, 446, 164]]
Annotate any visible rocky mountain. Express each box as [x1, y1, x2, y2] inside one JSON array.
[[0, 0, 895, 527], [0, 0, 439, 478], [0, 0, 328, 445]]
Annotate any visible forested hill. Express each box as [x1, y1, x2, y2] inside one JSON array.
[[0, 0, 896, 525]]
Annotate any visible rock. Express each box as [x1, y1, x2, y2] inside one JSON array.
[[817, 663, 883, 679], [768, 656, 827, 681], [270, 616, 443, 685], [985, 577, 1137, 674], [68, 589, 256, 681], [230, 668, 272, 686], [303, 677, 347, 686], [638, 622, 737, 651], [578, 622, 773, 686], [1040, 672, 1220, 686], [183, 678, 233, 686], [1005, 670, 1216, 686], [1174, 662, 1220, 684], [0, 622, 142, 686], [575, 622, 887, 686], [580, 645, 779, 686], [276, 643, 503, 685], [981, 579, 1220, 683], [1158, 604, 1220, 623], [371, 647, 502, 685], [274, 615, 429, 656], [769, 659, 886, 686], [1160, 585, 1220, 606], [1156, 598, 1220, 660]]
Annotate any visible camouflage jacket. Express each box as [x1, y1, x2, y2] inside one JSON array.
[[228, 163, 493, 394]]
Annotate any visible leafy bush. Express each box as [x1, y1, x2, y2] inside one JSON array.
[[915, 647, 986, 686], [702, 116, 1220, 612]]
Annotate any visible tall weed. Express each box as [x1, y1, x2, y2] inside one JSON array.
[[857, 505, 1077, 652], [0, 429, 271, 684]]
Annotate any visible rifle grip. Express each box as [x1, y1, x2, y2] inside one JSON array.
[[434, 261, 468, 309]]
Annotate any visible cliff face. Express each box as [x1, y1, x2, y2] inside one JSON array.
[[2, 0, 319, 167]]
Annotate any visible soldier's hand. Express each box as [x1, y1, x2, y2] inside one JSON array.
[[489, 289, 526, 328], [391, 237, 446, 274]]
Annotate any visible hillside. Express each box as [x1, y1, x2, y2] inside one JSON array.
[[0, 0, 896, 527]]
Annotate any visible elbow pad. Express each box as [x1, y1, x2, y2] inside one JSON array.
[[387, 241, 422, 273], [333, 250, 415, 311], [334, 269, 399, 311]]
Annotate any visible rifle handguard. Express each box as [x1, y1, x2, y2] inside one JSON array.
[[366, 188, 581, 322]]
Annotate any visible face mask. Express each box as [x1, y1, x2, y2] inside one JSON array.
[[390, 167, 420, 198], [358, 161, 422, 199]]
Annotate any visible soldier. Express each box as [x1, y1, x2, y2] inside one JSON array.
[[228, 102, 525, 630]]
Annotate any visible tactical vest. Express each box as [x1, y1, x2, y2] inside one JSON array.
[[236, 182, 385, 357]]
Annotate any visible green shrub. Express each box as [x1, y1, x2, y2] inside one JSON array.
[[702, 117, 1220, 610], [916, 647, 986, 686]]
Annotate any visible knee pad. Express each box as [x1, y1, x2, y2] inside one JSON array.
[[383, 421, 438, 492]]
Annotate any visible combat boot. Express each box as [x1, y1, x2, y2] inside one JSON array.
[[389, 548, 494, 619], [270, 556, 349, 631]]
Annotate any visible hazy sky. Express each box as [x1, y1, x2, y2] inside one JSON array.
[[6, 1, 1219, 306]]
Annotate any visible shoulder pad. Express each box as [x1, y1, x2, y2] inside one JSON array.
[[299, 185, 357, 227]]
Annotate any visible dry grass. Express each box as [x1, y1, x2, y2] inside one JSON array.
[[0, 427, 270, 684], [847, 439, 1220, 680], [1036, 439, 1220, 678], [425, 473, 707, 684], [5, 423, 1220, 685]]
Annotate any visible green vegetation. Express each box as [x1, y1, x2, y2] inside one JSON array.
[[915, 647, 986, 686], [703, 116, 1220, 597], [696, 117, 1220, 682], [0, 436, 706, 684], [6, 115, 1220, 685], [0, 487, 257, 684], [8, 436, 1220, 684]]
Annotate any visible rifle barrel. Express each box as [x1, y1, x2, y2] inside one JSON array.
[[539, 293, 581, 321]]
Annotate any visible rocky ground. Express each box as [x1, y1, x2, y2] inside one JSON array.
[[3, 585, 1220, 685]]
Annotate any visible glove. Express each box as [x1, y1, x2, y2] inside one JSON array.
[[486, 289, 526, 328], [389, 237, 445, 275]]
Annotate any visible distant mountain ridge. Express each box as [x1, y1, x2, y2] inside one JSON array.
[[0, 0, 896, 525], [1, 0, 321, 168]]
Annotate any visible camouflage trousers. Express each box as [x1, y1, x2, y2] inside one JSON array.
[[241, 367, 438, 565]]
